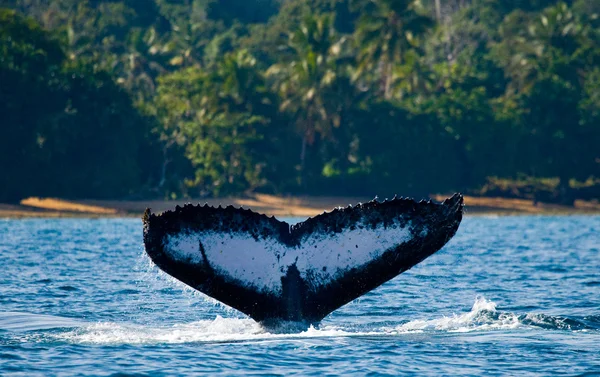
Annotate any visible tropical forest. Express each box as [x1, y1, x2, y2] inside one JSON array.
[[1, 0, 599, 205]]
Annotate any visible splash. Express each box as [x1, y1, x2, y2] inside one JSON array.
[[391, 297, 520, 333], [54, 316, 356, 345], [4, 297, 598, 346]]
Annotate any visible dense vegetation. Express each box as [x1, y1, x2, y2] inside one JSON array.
[[1, 0, 598, 204]]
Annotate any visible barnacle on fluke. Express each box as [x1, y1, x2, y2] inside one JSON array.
[[143, 193, 464, 324]]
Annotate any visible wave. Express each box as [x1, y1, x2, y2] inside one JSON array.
[[0, 312, 83, 332], [387, 297, 520, 333], [2, 297, 598, 345], [388, 297, 600, 334]]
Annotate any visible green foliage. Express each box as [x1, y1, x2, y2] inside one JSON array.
[[153, 50, 279, 196], [267, 14, 352, 184], [206, 0, 278, 26], [0, 9, 156, 202], [354, 0, 433, 98], [1, 0, 599, 202], [490, 3, 600, 202]]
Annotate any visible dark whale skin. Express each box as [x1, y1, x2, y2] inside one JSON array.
[[143, 194, 463, 324]]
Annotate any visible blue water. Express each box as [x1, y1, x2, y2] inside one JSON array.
[[0, 216, 599, 376]]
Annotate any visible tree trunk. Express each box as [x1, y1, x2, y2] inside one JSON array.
[[384, 62, 393, 99], [299, 131, 308, 188], [434, 0, 441, 21], [158, 143, 172, 189], [455, 138, 472, 192], [557, 177, 575, 206]]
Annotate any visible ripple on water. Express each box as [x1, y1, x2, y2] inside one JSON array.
[[0, 216, 599, 375]]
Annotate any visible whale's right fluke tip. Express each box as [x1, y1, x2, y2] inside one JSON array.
[[442, 193, 463, 207]]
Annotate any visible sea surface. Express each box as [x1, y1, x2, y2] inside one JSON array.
[[0, 215, 599, 376]]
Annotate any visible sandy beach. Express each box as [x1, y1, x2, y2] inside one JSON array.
[[1, 194, 599, 219]]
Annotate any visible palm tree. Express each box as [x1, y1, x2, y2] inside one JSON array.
[[161, 50, 273, 196], [217, 50, 273, 113], [493, 3, 597, 204], [354, 0, 433, 98], [494, 3, 590, 93], [267, 14, 351, 184]]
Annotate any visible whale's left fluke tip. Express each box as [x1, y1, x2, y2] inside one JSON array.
[[142, 208, 152, 225]]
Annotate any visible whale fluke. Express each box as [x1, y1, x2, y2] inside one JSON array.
[[143, 194, 463, 324]]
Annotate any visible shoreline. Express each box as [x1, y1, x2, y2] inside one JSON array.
[[1, 194, 599, 219]]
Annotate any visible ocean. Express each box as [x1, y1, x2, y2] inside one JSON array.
[[1, 216, 599, 376]]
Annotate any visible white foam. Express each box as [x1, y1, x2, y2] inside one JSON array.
[[164, 221, 414, 294], [391, 297, 520, 333], [56, 316, 357, 345], [52, 297, 527, 345]]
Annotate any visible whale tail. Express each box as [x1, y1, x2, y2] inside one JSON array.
[[143, 194, 463, 324]]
